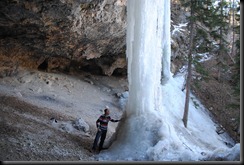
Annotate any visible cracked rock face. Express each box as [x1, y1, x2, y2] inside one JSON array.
[[0, 0, 127, 76]]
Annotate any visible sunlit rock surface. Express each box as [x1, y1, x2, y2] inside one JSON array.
[[0, 0, 127, 76]]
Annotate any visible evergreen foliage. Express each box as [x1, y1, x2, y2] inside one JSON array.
[[179, 0, 240, 141], [231, 1, 240, 100], [180, 0, 238, 63]]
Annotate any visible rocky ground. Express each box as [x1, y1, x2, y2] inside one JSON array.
[[0, 68, 128, 161], [0, 67, 240, 162]]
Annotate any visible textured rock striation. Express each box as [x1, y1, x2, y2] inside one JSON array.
[[0, 0, 127, 76]]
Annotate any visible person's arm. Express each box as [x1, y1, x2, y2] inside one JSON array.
[[96, 116, 102, 128], [110, 119, 120, 122]]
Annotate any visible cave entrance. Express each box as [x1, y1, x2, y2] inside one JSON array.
[[38, 59, 48, 71]]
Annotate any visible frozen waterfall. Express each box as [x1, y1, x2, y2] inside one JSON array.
[[98, 0, 240, 161]]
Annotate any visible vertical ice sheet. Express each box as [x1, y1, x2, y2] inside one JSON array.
[[161, 0, 171, 84], [126, 0, 165, 117]]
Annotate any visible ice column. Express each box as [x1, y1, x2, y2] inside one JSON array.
[[126, 0, 170, 116]]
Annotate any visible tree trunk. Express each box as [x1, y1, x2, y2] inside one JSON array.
[[217, 0, 224, 82], [231, 0, 236, 64], [182, 0, 194, 128]]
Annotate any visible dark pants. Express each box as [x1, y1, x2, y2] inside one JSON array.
[[92, 129, 107, 151]]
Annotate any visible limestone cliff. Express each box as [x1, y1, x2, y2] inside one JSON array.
[[0, 0, 127, 76]]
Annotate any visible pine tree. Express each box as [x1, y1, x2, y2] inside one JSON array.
[[179, 0, 240, 141], [180, 0, 234, 78], [182, 0, 196, 128], [230, 1, 240, 136]]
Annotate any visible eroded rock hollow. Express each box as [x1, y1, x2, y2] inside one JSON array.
[[0, 0, 127, 77]]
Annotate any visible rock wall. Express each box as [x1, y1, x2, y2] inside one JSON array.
[[0, 0, 127, 76], [0, 0, 188, 76]]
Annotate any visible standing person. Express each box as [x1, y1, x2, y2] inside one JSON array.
[[92, 108, 120, 152]]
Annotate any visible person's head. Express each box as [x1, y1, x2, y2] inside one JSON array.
[[104, 108, 110, 115]]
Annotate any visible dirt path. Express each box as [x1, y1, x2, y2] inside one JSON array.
[[0, 95, 95, 161], [0, 69, 128, 161]]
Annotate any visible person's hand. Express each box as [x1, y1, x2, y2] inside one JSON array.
[[119, 117, 125, 121], [97, 128, 101, 131]]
